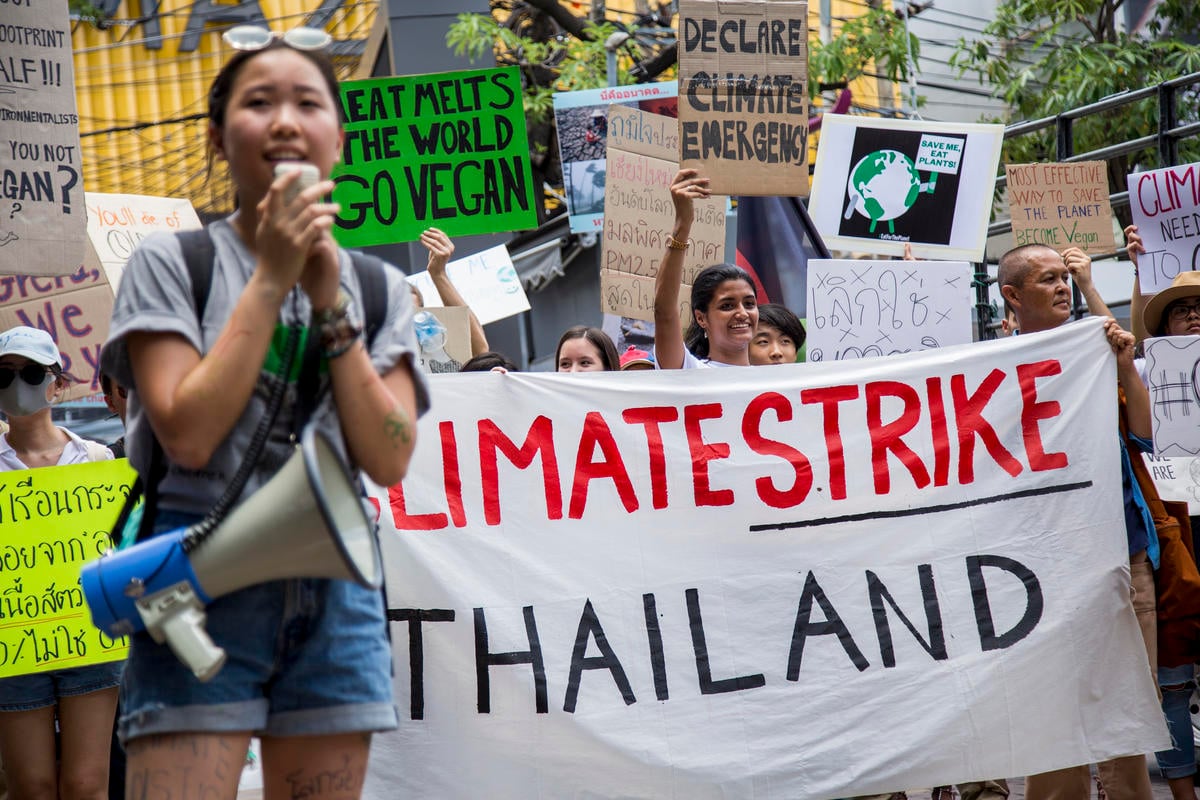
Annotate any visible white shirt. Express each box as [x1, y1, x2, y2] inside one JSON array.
[[0, 426, 113, 471]]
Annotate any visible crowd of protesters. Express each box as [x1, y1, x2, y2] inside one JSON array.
[[1, 22, 1196, 800]]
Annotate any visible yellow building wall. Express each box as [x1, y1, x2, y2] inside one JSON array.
[[71, 0, 896, 215], [72, 0, 377, 217]]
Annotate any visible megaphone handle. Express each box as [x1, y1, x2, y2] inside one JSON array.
[[157, 604, 227, 683]]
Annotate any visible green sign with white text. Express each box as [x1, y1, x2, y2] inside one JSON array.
[[331, 67, 538, 246]]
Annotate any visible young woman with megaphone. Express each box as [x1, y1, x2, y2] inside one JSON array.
[[91, 25, 429, 799]]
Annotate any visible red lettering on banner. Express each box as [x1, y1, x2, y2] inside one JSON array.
[[684, 403, 734, 506], [866, 381, 930, 494], [388, 483, 447, 530], [951, 370, 1023, 483], [800, 385, 858, 500], [1016, 360, 1069, 471], [569, 411, 639, 518], [926, 377, 951, 487], [742, 392, 813, 508], [479, 416, 563, 525], [440, 421, 467, 528], [622, 406, 679, 510]]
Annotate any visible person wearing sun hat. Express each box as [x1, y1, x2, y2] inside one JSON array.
[[1141, 269, 1200, 338], [1129, 242, 1200, 800]]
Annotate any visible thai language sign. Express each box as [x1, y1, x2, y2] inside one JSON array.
[[1128, 162, 1200, 294], [1006, 161, 1114, 254], [552, 82, 678, 233], [0, 0, 87, 275], [601, 105, 725, 321], [0, 192, 201, 399], [809, 115, 1003, 261], [332, 67, 537, 246], [678, 0, 809, 196], [805, 259, 973, 362], [0, 459, 135, 678], [362, 317, 1167, 799]]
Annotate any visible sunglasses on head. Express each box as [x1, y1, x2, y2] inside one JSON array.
[[0, 364, 50, 389], [222, 25, 332, 52]]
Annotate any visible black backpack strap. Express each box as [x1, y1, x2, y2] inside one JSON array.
[[349, 250, 388, 350], [121, 228, 214, 545], [175, 228, 215, 323]]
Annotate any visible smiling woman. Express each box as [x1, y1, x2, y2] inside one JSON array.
[[652, 168, 759, 369]]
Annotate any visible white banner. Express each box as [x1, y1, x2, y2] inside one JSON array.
[[364, 317, 1166, 799]]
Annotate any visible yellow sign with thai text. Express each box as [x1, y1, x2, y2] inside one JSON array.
[[0, 459, 135, 677]]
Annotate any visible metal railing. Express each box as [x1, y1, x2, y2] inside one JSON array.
[[974, 71, 1200, 339]]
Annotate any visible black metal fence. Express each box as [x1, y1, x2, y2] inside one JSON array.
[[976, 71, 1200, 339]]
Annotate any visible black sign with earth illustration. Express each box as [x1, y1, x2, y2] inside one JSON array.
[[838, 128, 967, 246]]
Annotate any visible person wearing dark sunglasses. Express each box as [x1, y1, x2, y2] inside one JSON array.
[[0, 325, 118, 799]]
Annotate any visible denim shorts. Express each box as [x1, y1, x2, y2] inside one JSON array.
[[0, 661, 123, 711], [118, 509, 397, 743]]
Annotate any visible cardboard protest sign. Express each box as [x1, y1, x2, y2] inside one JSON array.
[[1144, 335, 1200, 456], [414, 306, 471, 375], [806, 259, 973, 362], [1006, 162, 1114, 254], [406, 244, 530, 325], [0, 459, 135, 678], [0, 0, 87, 275], [678, 0, 809, 196], [809, 115, 1003, 261], [602, 105, 725, 322], [332, 67, 537, 247], [361, 317, 1166, 798], [84, 192, 201, 290], [0, 192, 201, 399], [552, 82, 678, 233], [1128, 162, 1200, 294]]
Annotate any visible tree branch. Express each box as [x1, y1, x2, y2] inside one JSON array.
[[629, 42, 677, 83], [522, 0, 596, 41]]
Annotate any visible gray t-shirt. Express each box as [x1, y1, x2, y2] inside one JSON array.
[[101, 218, 430, 515]]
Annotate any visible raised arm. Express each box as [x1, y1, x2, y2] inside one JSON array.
[[1106, 318, 1151, 439], [422, 227, 489, 357], [654, 169, 708, 370], [1125, 225, 1148, 341], [1063, 246, 1112, 318]]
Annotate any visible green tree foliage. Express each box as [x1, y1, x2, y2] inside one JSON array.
[[68, 0, 111, 27], [447, 9, 641, 126], [951, 0, 1200, 171], [449, 2, 920, 117], [809, 6, 919, 101]]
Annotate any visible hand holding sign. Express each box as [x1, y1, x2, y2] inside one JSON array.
[[672, 169, 712, 211]]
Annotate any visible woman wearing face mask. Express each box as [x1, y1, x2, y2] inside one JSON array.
[[0, 325, 118, 799]]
